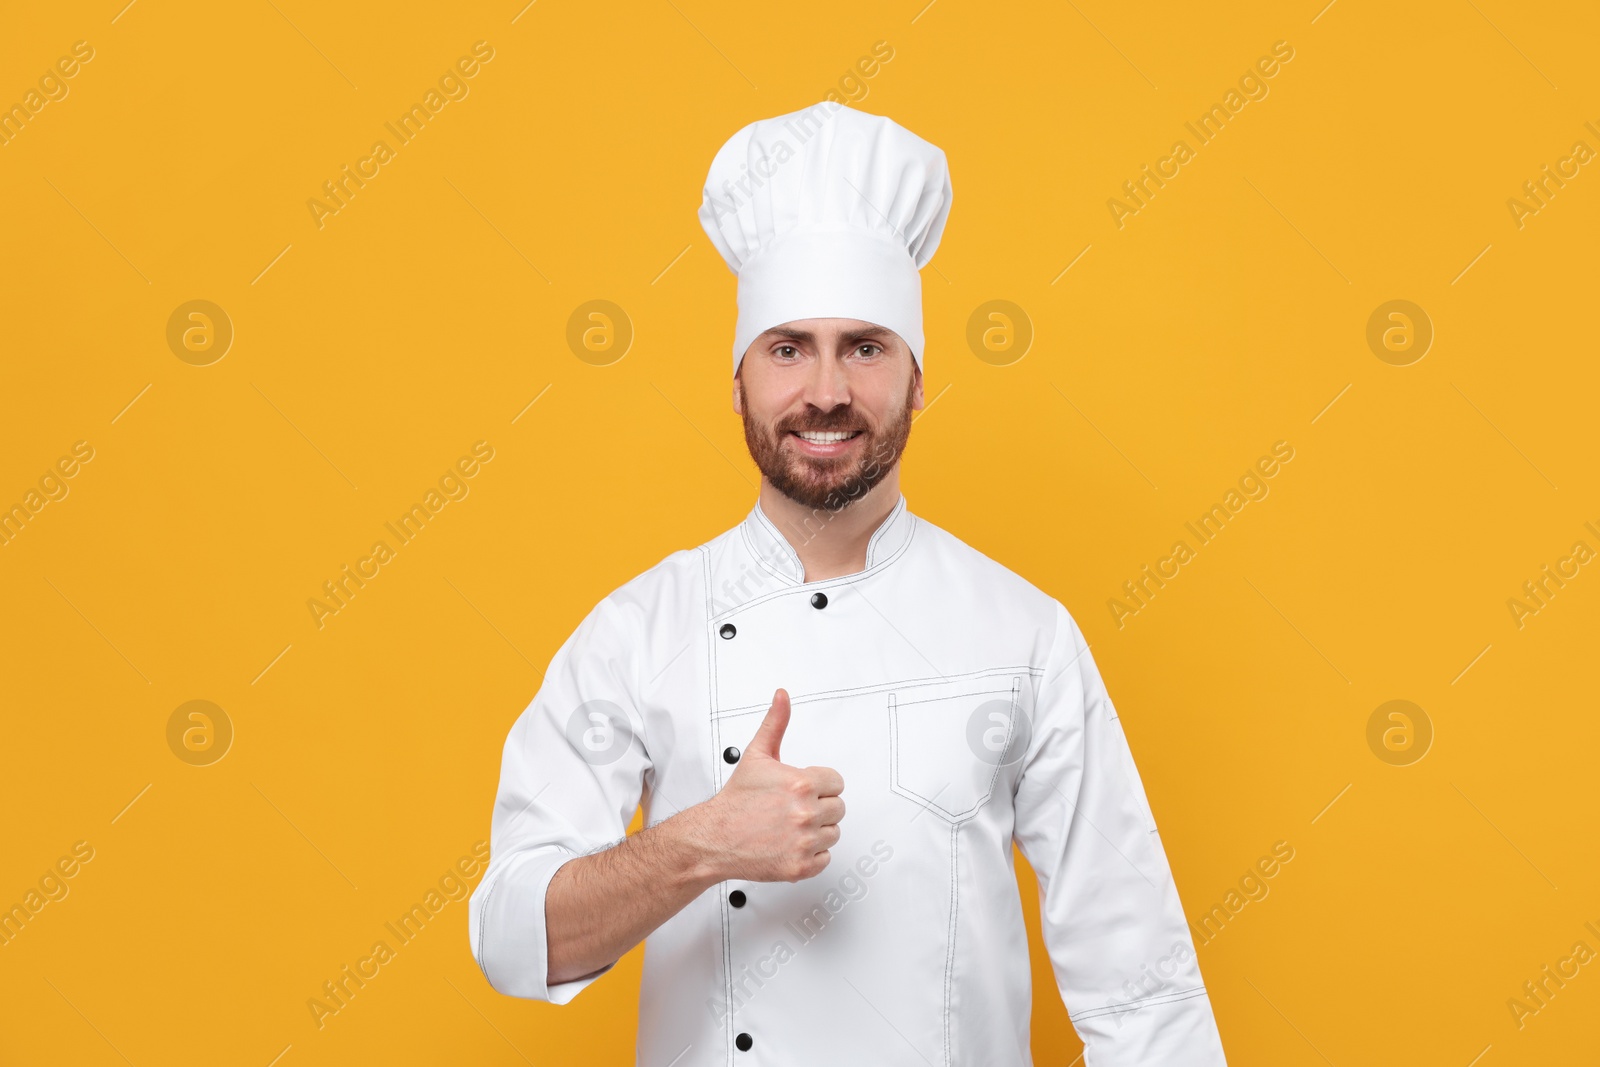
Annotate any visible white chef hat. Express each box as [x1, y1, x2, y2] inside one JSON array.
[[698, 101, 953, 377]]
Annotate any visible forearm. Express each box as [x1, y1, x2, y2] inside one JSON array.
[[545, 807, 722, 986]]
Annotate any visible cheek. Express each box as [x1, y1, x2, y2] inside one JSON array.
[[743, 400, 788, 441], [863, 383, 913, 428], [751, 390, 807, 431]]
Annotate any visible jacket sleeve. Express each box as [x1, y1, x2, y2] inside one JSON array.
[[467, 595, 651, 1004], [1011, 601, 1227, 1065]]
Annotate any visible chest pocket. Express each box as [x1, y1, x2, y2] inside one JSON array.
[[888, 675, 1026, 823]]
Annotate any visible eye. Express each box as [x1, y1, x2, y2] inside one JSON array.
[[856, 343, 882, 357], [774, 344, 800, 359]]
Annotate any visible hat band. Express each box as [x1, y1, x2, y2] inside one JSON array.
[[732, 227, 924, 376]]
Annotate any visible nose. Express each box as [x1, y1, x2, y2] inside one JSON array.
[[801, 349, 851, 413]]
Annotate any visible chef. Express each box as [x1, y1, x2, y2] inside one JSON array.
[[469, 101, 1229, 1066]]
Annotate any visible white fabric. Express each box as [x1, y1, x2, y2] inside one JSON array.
[[698, 102, 953, 375], [469, 495, 1228, 1065]]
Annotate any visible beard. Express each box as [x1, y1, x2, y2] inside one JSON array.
[[738, 374, 916, 512]]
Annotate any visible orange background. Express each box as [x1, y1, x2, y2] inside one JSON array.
[[2, 1, 1597, 1064]]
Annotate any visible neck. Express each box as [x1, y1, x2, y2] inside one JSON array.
[[757, 471, 902, 583]]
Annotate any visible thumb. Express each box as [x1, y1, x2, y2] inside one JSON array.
[[744, 688, 790, 761]]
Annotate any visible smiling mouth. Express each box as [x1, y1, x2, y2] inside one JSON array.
[[790, 430, 863, 443]]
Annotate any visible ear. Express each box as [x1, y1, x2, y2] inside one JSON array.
[[910, 361, 925, 411], [732, 369, 744, 416]]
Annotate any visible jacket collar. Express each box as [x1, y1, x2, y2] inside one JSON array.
[[740, 491, 914, 586]]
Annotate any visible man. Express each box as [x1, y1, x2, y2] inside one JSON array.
[[469, 101, 1228, 1065]]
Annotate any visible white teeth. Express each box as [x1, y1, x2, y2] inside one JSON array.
[[795, 430, 858, 443]]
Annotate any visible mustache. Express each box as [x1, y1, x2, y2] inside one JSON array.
[[777, 411, 867, 434]]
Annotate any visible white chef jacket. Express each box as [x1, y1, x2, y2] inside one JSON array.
[[469, 493, 1228, 1066]]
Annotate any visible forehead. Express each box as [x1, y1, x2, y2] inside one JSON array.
[[756, 319, 903, 344]]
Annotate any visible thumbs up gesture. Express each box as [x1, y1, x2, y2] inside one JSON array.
[[693, 688, 845, 883]]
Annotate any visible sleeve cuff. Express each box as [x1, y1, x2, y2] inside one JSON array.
[[472, 845, 615, 1003]]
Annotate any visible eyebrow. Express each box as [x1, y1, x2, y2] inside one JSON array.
[[763, 325, 894, 345]]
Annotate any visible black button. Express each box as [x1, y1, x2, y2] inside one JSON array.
[[736, 1033, 753, 1052], [810, 592, 828, 609], [719, 623, 737, 639], [729, 889, 746, 908], [723, 746, 741, 764]]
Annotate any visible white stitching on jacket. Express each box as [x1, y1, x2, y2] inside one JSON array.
[[701, 545, 738, 1067], [1069, 985, 1209, 1021], [713, 664, 1041, 719], [888, 677, 1021, 823], [943, 819, 959, 1066], [721, 515, 920, 619]]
